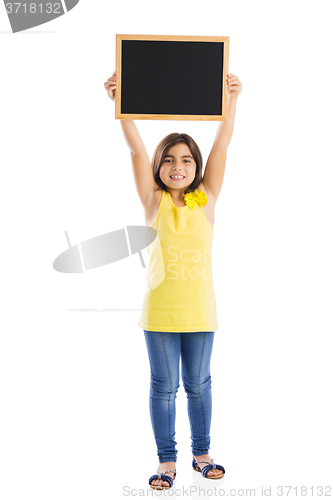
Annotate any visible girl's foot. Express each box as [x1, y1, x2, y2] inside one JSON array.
[[193, 454, 223, 478], [149, 461, 176, 488]]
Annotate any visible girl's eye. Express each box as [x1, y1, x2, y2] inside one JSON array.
[[164, 159, 192, 164]]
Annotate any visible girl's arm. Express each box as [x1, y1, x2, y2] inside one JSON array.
[[104, 72, 156, 206], [119, 119, 148, 156], [211, 93, 239, 152], [202, 73, 242, 202]]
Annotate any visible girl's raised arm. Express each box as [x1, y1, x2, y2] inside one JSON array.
[[203, 73, 242, 203], [104, 72, 156, 207]]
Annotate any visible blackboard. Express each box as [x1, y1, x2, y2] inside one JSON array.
[[115, 34, 229, 121]]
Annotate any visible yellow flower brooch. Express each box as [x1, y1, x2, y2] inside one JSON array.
[[184, 189, 207, 210]]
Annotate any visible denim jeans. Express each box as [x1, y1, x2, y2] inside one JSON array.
[[143, 330, 215, 463]]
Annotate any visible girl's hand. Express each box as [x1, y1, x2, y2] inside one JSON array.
[[104, 71, 118, 102], [227, 74, 242, 99]]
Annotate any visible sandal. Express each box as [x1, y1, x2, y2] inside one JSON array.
[[148, 468, 176, 490], [192, 457, 225, 479]]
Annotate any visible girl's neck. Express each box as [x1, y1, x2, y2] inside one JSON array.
[[168, 188, 186, 201]]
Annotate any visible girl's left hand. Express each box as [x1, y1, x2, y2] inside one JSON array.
[[227, 74, 242, 98]]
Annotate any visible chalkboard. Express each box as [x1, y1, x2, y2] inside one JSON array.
[[115, 34, 229, 121]]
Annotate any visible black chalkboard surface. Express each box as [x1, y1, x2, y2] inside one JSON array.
[[115, 35, 229, 121]]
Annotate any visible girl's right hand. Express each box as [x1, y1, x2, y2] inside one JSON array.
[[104, 71, 117, 102]]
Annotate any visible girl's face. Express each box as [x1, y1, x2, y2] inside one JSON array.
[[159, 143, 196, 191]]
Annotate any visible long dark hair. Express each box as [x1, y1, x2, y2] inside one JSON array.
[[151, 133, 203, 195]]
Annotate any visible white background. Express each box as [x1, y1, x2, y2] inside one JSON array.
[[1, 1, 332, 498]]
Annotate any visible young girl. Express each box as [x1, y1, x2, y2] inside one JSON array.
[[104, 71, 242, 490]]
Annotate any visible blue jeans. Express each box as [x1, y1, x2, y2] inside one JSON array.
[[143, 330, 215, 463]]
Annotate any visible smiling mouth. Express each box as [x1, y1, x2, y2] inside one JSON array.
[[170, 175, 185, 179]]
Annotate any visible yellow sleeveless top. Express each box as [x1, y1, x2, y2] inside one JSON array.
[[138, 189, 218, 333]]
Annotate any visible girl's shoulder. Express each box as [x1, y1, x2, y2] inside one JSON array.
[[196, 182, 217, 228], [143, 188, 164, 227], [197, 182, 217, 209]]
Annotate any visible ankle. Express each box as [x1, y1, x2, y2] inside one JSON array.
[[158, 461, 176, 473]]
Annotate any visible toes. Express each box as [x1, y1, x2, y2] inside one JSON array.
[[212, 469, 223, 477], [151, 478, 169, 488]]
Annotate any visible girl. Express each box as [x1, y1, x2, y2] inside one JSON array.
[[104, 70, 242, 490]]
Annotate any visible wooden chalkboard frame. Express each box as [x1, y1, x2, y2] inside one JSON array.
[[115, 34, 229, 121]]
